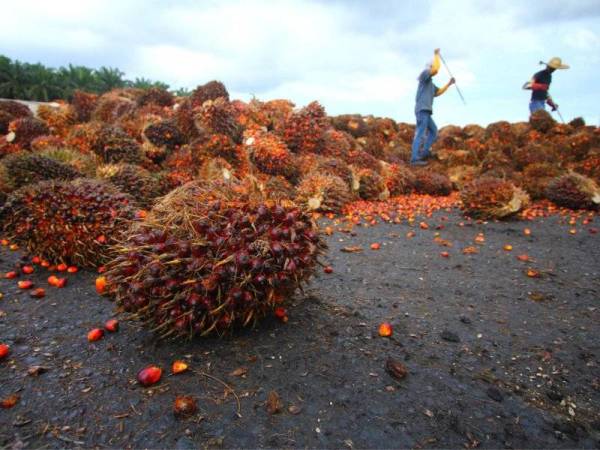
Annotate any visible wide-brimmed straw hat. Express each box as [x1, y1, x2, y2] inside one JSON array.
[[545, 57, 569, 70]]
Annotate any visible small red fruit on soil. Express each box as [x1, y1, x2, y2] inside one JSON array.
[[57, 263, 68, 272], [31, 256, 41, 264], [568, 228, 577, 235], [440, 251, 450, 258], [526, 268, 541, 278], [87, 328, 104, 342], [137, 365, 162, 386], [9, 244, 18, 251], [5, 271, 17, 279], [323, 266, 333, 273], [30, 288, 45, 298], [172, 360, 189, 374], [0, 239, 8, 246], [378, 322, 393, 337], [370, 242, 381, 250], [22, 265, 34, 274], [0, 343, 9, 359], [67, 266, 78, 273], [104, 319, 119, 332], [95, 276, 107, 294], [503, 244, 513, 251], [274, 307, 288, 322], [0, 394, 19, 409], [47, 275, 59, 286], [40, 260, 50, 268], [523, 228, 531, 236], [419, 221, 429, 230], [55, 278, 67, 288], [17, 280, 33, 289], [173, 395, 197, 417]]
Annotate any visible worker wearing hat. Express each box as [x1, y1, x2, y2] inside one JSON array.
[[527, 57, 569, 115], [411, 48, 455, 165]]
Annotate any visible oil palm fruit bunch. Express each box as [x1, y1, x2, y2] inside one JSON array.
[[447, 165, 478, 190], [0, 110, 13, 134], [434, 125, 464, 150], [315, 157, 353, 187], [38, 147, 99, 176], [37, 104, 77, 137], [93, 125, 143, 164], [96, 164, 162, 207], [191, 134, 241, 167], [92, 92, 135, 123], [190, 80, 229, 107], [521, 162, 563, 199], [71, 90, 98, 122], [485, 120, 516, 142], [343, 149, 381, 172], [462, 124, 485, 141], [29, 135, 64, 152], [529, 109, 556, 133], [460, 177, 529, 219], [193, 98, 242, 143], [64, 122, 103, 153], [281, 101, 328, 153], [568, 117, 585, 129], [321, 129, 355, 159], [356, 168, 388, 201], [545, 173, 600, 210], [512, 142, 559, 170], [564, 130, 597, 161], [248, 132, 297, 181], [330, 114, 370, 138], [104, 180, 326, 339], [413, 170, 453, 196], [295, 172, 352, 213], [6, 117, 50, 149], [382, 163, 416, 196], [0, 100, 33, 119], [571, 155, 600, 183], [137, 88, 175, 108], [143, 120, 186, 150], [0, 179, 136, 266], [1, 153, 82, 190], [263, 176, 295, 201]]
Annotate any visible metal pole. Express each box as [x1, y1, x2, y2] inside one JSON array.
[[439, 53, 466, 105]]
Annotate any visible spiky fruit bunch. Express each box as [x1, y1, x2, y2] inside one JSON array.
[[29, 135, 64, 152], [295, 173, 352, 213], [343, 149, 381, 172], [480, 149, 513, 172], [198, 157, 236, 183], [96, 164, 162, 207], [529, 109, 555, 133], [521, 163, 563, 199], [0, 179, 136, 266], [447, 165, 478, 190], [485, 121, 516, 142], [545, 173, 600, 210], [356, 168, 388, 201], [143, 120, 186, 150], [71, 90, 98, 122], [460, 177, 530, 219], [248, 132, 297, 181], [572, 155, 600, 183], [322, 129, 354, 159], [0, 110, 12, 134], [435, 125, 464, 150], [294, 153, 321, 177], [64, 122, 103, 153], [512, 142, 559, 170], [0, 100, 32, 119], [190, 80, 229, 107], [92, 93, 135, 123], [281, 101, 328, 153], [137, 88, 174, 108], [93, 125, 143, 164], [315, 158, 353, 187], [105, 181, 326, 339], [463, 124, 486, 141], [37, 104, 77, 137], [38, 147, 99, 176], [359, 134, 386, 159], [439, 149, 478, 167], [193, 98, 242, 143], [569, 117, 586, 129], [330, 114, 370, 138], [1, 153, 82, 190], [413, 170, 453, 196], [263, 176, 295, 201], [565, 130, 597, 161], [246, 99, 295, 131], [382, 163, 416, 196], [191, 134, 240, 167], [383, 140, 411, 164], [6, 117, 50, 149]]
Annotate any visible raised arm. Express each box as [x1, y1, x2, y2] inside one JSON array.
[[435, 77, 456, 97]]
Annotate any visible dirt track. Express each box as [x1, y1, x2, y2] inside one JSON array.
[[1, 209, 599, 449]]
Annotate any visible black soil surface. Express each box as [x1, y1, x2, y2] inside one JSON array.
[[1, 210, 599, 449]]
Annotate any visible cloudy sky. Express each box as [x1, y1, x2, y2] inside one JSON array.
[[2, 0, 599, 126]]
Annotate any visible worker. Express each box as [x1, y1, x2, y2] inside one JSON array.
[[411, 48, 455, 166], [527, 57, 569, 115]]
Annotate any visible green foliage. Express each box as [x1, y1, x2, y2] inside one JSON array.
[[0, 54, 185, 101]]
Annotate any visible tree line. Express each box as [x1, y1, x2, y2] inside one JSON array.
[[0, 54, 191, 102]]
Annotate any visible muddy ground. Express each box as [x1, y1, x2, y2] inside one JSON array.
[[1, 209, 599, 449]]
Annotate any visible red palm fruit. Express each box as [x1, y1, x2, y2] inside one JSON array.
[[5, 271, 17, 279], [0, 343, 9, 359], [173, 395, 198, 417], [55, 278, 67, 288], [67, 266, 78, 273], [57, 263, 68, 272], [274, 307, 287, 321], [137, 366, 162, 386], [30, 288, 45, 298], [378, 322, 393, 337], [323, 266, 333, 274], [172, 360, 189, 374], [48, 275, 59, 286], [41, 260, 50, 268], [22, 265, 34, 274], [17, 280, 33, 289], [95, 276, 107, 294], [104, 319, 119, 332], [87, 328, 104, 342], [460, 177, 530, 219], [31, 256, 41, 264]]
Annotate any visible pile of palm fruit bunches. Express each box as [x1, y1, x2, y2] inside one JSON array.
[[0, 82, 598, 338]]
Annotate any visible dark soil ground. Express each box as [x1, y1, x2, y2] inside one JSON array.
[[1, 209, 599, 449]]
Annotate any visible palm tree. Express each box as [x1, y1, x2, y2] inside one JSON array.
[[58, 64, 98, 96], [128, 77, 170, 90], [94, 66, 126, 92], [24, 63, 60, 101], [0, 57, 29, 99]]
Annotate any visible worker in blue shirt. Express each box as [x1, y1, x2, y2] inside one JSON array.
[[526, 57, 569, 115], [411, 48, 455, 165]]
